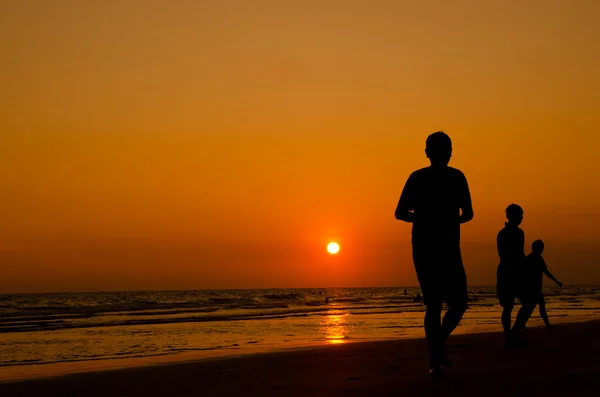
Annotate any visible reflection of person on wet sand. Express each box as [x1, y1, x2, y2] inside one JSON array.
[[395, 131, 473, 376]]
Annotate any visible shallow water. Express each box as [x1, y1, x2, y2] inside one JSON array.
[[1, 286, 599, 368]]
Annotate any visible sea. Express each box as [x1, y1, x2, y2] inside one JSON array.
[[1, 286, 599, 369]]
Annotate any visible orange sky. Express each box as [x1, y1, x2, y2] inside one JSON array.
[[1, 1, 600, 293]]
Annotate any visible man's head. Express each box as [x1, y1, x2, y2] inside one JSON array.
[[505, 204, 524, 226], [425, 131, 452, 166], [532, 239, 545, 256]]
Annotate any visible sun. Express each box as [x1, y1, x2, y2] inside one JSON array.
[[327, 242, 340, 255]]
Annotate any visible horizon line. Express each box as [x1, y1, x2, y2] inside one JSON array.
[[1, 284, 596, 296]]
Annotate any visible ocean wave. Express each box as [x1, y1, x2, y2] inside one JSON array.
[[0, 304, 419, 334], [1, 287, 599, 336], [0, 351, 181, 367], [264, 293, 301, 300]]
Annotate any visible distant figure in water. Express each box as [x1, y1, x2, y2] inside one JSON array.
[[525, 240, 563, 329], [325, 297, 329, 304], [395, 131, 473, 376], [404, 289, 408, 295], [496, 204, 536, 345], [414, 293, 422, 302]]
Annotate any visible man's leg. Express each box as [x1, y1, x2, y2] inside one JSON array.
[[439, 249, 467, 335], [513, 301, 536, 332], [438, 296, 467, 367], [413, 246, 443, 370], [497, 281, 514, 342], [441, 299, 467, 341], [424, 299, 443, 368], [441, 266, 468, 341], [538, 296, 552, 328], [501, 303, 514, 340]]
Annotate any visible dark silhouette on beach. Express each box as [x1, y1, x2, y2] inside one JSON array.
[[525, 240, 563, 328], [496, 204, 536, 345], [395, 131, 473, 376]]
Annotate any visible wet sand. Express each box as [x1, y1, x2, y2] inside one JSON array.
[[1, 319, 599, 396]]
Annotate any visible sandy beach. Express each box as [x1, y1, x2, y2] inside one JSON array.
[[1, 319, 599, 397]]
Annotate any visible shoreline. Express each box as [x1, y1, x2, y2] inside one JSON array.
[[2, 286, 595, 375], [1, 319, 599, 396], [0, 320, 548, 383], [0, 319, 600, 386]]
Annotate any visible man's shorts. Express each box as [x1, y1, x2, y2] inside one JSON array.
[[496, 280, 516, 308], [496, 269, 534, 307], [412, 243, 468, 308]]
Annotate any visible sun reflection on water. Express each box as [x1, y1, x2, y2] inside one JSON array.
[[321, 312, 349, 344]]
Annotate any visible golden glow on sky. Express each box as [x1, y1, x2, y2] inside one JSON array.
[[1, 1, 600, 292]]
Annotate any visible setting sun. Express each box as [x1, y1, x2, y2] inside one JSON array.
[[327, 242, 340, 255]]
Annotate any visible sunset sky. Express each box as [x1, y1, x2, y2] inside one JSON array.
[[1, 0, 599, 293]]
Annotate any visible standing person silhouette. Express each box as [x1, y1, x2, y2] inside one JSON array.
[[496, 204, 536, 345], [395, 131, 473, 376]]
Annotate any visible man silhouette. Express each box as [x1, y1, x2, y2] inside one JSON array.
[[496, 204, 537, 344], [395, 131, 473, 376], [525, 240, 562, 329]]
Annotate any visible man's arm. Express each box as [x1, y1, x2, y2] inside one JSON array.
[[395, 174, 416, 223], [459, 172, 473, 224], [543, 269, 563, 288], [497, 232, 504, 259]]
